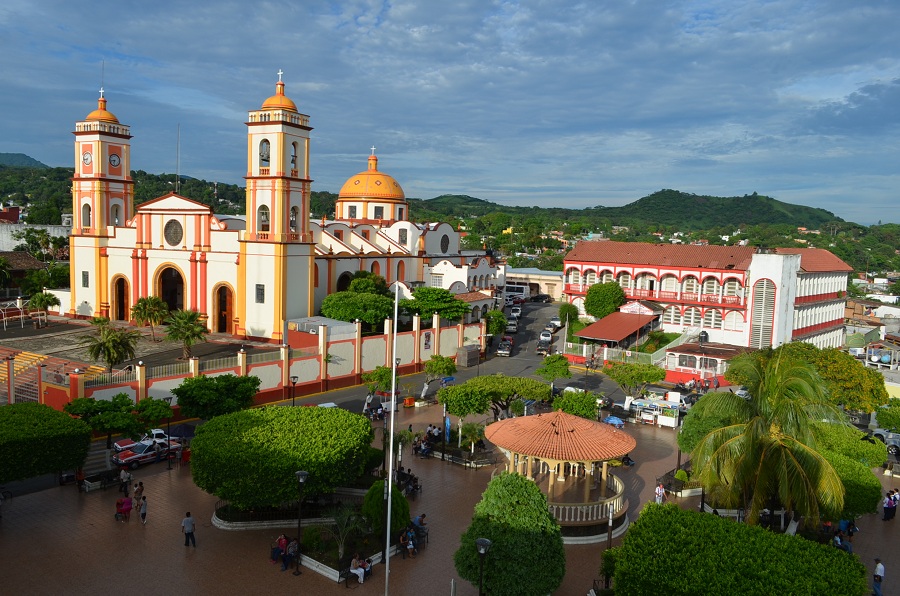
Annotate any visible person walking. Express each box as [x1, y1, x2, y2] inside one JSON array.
[[882, 492, 894, 521], [654, 483, 667, 504], [873, 558, 885, 596], [182, 512, 196, 547], [139, 496, 147, 525], [119, 468, 131, 496]]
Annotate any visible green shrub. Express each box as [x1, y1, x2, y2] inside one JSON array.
[[361, 480, 410, 538], [0, 402, 91, 482], [674, 469, 689, 482], [303, 525, 324, 554]]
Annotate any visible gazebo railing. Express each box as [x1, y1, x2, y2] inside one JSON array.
[[547, 474, 625, 525]]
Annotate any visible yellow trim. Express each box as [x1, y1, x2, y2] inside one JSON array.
[[236, 241, 248, 336]]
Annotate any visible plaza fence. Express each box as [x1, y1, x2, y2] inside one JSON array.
[[147, 362, 191, 379], [85, 368, 137, 388], [199, 356, 239, 372]]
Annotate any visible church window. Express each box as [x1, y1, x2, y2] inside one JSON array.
[[398, 207, 404, 220], [82, 271, 89, 288], [81, 203, 92, 227], [348, 205, 357, 219], [111, 205, 121, 226], [440, 234, 450, 253], [257, 205, 270, 232], [374, 206, 384, 220], [164, 219, 184, 247], [255, 284, 265, 304], [430, 274, 444, 288], [259, 139, 271, 167], [399, 229, 408, 245], [290, 143, 298, 167], [289, 207, 299, 233]]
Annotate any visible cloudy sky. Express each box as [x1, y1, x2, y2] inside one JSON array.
[[1, 0, 898, 224]]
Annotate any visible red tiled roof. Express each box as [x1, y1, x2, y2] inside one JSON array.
[[0, 251, 46, 271], [453, 291, 494, 303], [575, 312, 653, 342], [485, 410, 636, 462], [565, 241, 755, 270], [773, 247, 853, 273]]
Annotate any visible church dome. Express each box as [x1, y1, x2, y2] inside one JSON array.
[[338, 154, 405, 201], [85, 96, 119, 123], [261, 80, 298, 112]]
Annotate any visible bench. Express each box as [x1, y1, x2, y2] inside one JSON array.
[[82, 469, 122, 492], [338, 558, 373, 587]]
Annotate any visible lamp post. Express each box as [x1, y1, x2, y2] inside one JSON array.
[[290, 375, 299, 407], [475, 537, 492, 596], [164, 396, 174, 470], [294, 470, 309, 576]]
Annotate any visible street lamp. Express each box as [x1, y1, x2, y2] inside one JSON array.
[[290, 375, 299, 407], [294, 470, 309, 576], [164, 396, 174, 470], [475, 537, 492, 596]]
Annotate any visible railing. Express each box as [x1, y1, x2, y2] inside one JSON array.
[[564, 283, 747, 306], [147, 362, 190, 379], [547, 474, 625, 525], [85, 369, 137, 388], [247, 350, 282, 364], [200, 356, 239, 372]]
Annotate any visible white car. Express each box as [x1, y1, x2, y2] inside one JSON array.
[[510, 306, 522, 318], [539, 330, 553, 343], [549, 316, 562, 329]]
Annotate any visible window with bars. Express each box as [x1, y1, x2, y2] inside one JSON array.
[[255, 284, 265, 304]]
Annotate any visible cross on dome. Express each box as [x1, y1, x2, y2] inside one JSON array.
[[99, 87, 105, 98], [277, 69, 283, 82], [370, 146, 376, 155]]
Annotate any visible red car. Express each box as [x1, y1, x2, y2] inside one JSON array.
[[114, 429, 169, 452], [112, 440, 181, 469], [512, 297, 526, 305]]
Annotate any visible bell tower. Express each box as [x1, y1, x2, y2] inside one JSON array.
[[237, 73, 315, 340]]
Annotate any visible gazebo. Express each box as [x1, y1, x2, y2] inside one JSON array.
[[485, 410, 636, 539]]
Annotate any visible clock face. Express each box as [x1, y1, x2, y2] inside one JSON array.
[[109, 154, 120, 167], [82, 151, 92, 166]]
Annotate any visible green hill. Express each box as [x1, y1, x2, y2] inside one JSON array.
[[0, 153, 48, 168]]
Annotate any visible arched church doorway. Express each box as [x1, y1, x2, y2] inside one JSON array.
[[214, 285, 233, 334], [112, 277, 129, 321], [336, 272, 353, 292], [158, 267, 184, 312]]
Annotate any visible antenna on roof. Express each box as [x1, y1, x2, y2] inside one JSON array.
[[175, 124, 181, 194]]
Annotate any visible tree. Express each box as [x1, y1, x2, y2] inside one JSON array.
[[320, 291, 394, 327], [171, 374, 261, 420], [438, 384, 492, 442], [0, 403, 91, 482], [602, 362, 666, 397], [454, 472, 565, 596], [80, 321, 142, 371], [534, 354, 572, 389], [190, 406, 373, 508], [313, 504, 367, 561], [361, 479, 410, 539], [423, 354, 457, 383], [583, 281, 625, 319], [64, 393, 145, 453], [0, 256, 10, 288], [691, 354, 846, 525], [728, 343, 889, 412], [611, 506, 867, 595], [19, 262, 69, 295], [130, 296, 169, 342], [165, 309, 208, 359], [460, 421, 485, 453], [483, 309, 508, 338], [134, 397, 174, 430], [552, 389, 600, 420], [558, 302, 579, 326], [28, 291, 60, 317], [875, 400, 900, 431], [400, 287, 471, 322], [361, 366, 393, 394], [466, 375, 552, 419], [347, 271, 390, 296]]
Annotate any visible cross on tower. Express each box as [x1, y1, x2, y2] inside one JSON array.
[[99, 87, 105, 98], [370, 146, 376, 156], [277, 69, 284, 82]]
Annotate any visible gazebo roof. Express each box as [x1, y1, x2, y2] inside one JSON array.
[[485, 410, 636, 462]]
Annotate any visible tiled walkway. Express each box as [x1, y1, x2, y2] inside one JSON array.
[[1, 396, 897, 594]]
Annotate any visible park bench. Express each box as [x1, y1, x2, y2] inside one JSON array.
[[337, 557, 373, 587], [82, 469, 121, 492]]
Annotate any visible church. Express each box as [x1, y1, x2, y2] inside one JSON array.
[[67, 74, 499, 342]]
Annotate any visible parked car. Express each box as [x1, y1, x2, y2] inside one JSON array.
[[505, 320, 518, 333], [497, 339, 514, 357], [511, 296, 526, 305], [531, 294, 552, 303], [539, 330, 553, 343], [114, 429, 169, 452], [510, 306, 522, 318], [549, 316, 562, 329], [535, 340, 552, 356], [544, 322, 556, 332], [112, 440, 181, 469], [872, 428, 900, 456]]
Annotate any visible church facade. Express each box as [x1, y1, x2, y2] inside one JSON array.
[[67, 76, 498, 341]]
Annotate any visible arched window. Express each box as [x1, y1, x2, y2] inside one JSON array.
[[659, 274, 678, 293], [682, 276, 699, 295], [371, 261, 380, 276], [259, 139, 271, 167], [702, 309, 723, 329], [723, 310, 744, 331], [584, 270, 597, 285], [81, 203, 92, 227], [617, 272, 631, 290], [290, 207, 299, 233], [683, 307, 701, 326], [110, 204, 120, 226], [566, 268, 580, 284], [663, 306, 681, 325], [257, 205, 270, 232], [397, 260, 405, 281], [701, 277, 720, 295], [600, 270, 614, 283], [290, 142, 298, 168]]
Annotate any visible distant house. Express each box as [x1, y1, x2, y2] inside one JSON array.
[[0, 251, 46, 300]]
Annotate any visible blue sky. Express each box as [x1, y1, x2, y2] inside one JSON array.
[[1, 0, 898, 224]]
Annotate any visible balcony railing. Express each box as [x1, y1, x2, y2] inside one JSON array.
[[547, 474, 625, 526]]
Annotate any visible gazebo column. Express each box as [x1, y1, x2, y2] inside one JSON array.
[[583, 461, 592, 501], [526, 456, 534, 480], [602, 461, 609, 497], [508, 451, 517, 474]]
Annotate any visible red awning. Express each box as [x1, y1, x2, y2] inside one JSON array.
[[575, 312, 654, 342]]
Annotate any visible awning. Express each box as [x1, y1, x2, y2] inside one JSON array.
[[574, 312, 655, 342]]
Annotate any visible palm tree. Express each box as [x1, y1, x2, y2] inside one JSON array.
[[28, 291, 61, 319], [165, 309, 208, 359], [81, 324, 142, 371], [690, 352, 846, 526], [131, 296, 169, 342]]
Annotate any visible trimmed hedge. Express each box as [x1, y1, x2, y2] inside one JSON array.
[[612, 505, 868, 596], [0, 402, 91, 482], [191, 406, 373, 508]]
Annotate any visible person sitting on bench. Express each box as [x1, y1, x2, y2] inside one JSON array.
[[349, 553, 367, 584], [419, 439, 433, 457]]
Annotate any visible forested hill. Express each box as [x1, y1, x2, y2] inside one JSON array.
[[0, 161, 843, 230], [0, 153, 48, 168]]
